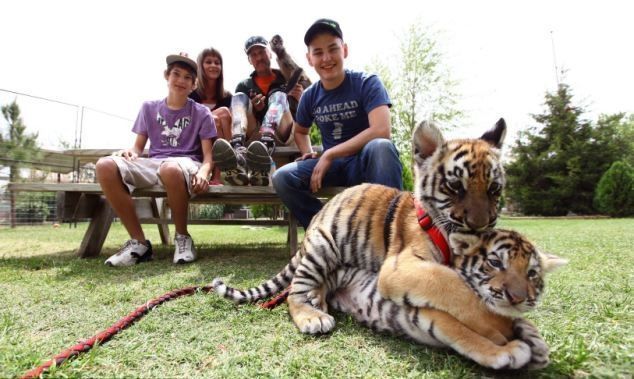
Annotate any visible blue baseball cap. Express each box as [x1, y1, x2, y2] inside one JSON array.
[[244, 36, 268, 54]]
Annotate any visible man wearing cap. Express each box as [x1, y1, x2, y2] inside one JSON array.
[[211, 36, 304, 186], [96, 52, 216, 266], [272, 19, 403, 229]]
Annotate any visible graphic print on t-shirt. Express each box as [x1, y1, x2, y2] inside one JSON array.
[[157, 112, 191, 147], [333, 122, 343, 140], [313, 100, 359, 140]]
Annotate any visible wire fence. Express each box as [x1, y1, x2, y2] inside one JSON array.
[[0, 190, 58, 226]]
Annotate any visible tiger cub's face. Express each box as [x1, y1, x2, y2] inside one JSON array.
[[450, 230, 568, 317], [412, 119, 507, 233]]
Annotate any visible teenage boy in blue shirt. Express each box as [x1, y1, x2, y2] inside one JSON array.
[[272, 19, 403, 229]]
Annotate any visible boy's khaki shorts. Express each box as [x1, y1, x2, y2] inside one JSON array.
[[106, 156, 201, 197]]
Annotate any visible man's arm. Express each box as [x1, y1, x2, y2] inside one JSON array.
[[309, 105, 391, 192]]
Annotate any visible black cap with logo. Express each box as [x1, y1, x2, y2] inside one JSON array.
[[304, 18, 343, 46]]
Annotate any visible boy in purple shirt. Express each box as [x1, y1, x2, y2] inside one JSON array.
[[95, 53, 217, 266]]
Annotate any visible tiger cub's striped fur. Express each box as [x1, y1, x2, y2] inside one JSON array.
[[324, 230, 566, 369], [213, 119, 510, 339]]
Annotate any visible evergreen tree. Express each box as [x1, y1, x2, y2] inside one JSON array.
[[1, 100, 40, 227], [594, 113, 634, 167], [506, 84, 632, 215]]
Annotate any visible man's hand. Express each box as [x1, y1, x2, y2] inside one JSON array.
[[310, 153, 333, 193], [114, 149, 139, 161], [251, 93, 266, 112], [288, 84, 303, 102], [191, 172, 209, 194]]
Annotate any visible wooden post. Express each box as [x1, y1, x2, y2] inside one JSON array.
[[77, 195, 114, 258], [9, 189, 16, 228], [151, 197, 170, 245]]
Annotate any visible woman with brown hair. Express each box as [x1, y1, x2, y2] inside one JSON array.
[[190, 47, 232, 184]]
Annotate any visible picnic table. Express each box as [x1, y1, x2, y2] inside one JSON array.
[[8, 147, 344, 258]]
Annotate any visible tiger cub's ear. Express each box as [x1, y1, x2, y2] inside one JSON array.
[[538, 251, 568, 273], [412, 120, 445, 165], [480, 118, 507, 149], [449, 232, 481, 256]]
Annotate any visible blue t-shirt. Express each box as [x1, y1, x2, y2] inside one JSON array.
[[296, 70, 391, 151]]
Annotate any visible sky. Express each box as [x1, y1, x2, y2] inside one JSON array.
[[1, 0, 632, 153]]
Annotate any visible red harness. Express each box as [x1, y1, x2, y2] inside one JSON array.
[[413, 199, 452, 265]]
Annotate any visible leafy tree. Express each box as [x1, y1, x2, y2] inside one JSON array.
[[366, 22, 461, 191], [1, 100, 41, 227], [594, 161, 634, 217], [506, 84, 632, 215], [391, 22, 461, 153]]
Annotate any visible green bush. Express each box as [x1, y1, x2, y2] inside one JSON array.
[[251, 204, 281, 220], [594, 161, 634, 216], [196, 204, 224, 219], [15, 192, 53, 224]]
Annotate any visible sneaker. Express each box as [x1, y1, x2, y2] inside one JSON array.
[[247, 141, 272, 186], [174, 233, 196, 264], [212, 138, 248, 186], [105, 239, 153, 267]]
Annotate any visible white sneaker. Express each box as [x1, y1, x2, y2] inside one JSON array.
[[173, 233, 196, 264], [105, 239, 152, 267]]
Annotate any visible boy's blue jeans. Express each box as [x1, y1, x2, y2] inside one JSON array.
[[272, 138, 403, 229]]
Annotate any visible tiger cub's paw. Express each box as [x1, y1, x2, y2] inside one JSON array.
[[488, 340, 532, 369], [306, 288, 328, 311], [295, 310, 336, 335], [513, 318, 550, 369]]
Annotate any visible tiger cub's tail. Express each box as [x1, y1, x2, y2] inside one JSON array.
[[211, 252, 302, 304]]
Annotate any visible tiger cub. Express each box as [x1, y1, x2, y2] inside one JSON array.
[[213, 119, 509, 339], [323, 230, 567, 369]]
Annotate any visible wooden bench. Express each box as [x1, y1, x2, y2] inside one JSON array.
[[8, 182, 344, 258]]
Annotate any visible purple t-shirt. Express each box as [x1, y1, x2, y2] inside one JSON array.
[[132, 98, 216, 161]]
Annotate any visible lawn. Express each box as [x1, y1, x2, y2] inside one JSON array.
[[0, 218, 632, 378]]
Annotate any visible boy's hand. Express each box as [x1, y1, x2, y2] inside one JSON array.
[[295, 152, 318, 162], [191, 172, 209, 194], [310, 154, 333, 193], [114, 149, 139, 161]]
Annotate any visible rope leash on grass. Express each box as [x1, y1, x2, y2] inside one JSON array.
[[21, 285, 290, 379]]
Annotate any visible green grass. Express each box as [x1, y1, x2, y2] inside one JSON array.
[[0, 219, 632, 378]]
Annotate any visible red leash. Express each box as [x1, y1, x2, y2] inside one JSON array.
[[21, 285, 290, 379]]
